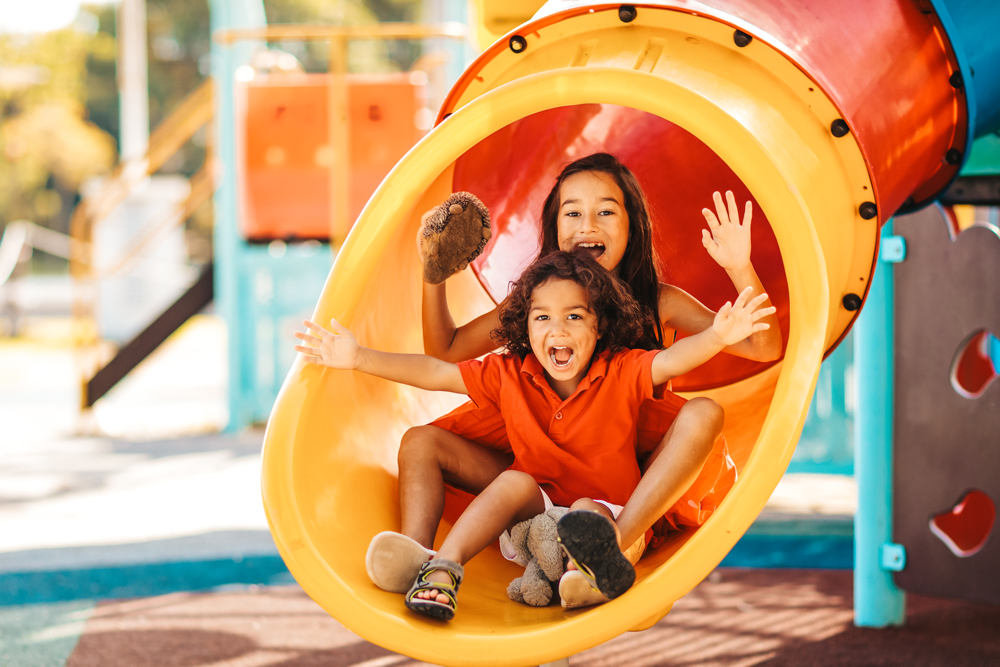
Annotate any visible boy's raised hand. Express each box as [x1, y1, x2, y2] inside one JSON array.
[[294, 319, 359, 369], [702, 190, 752, 272], [711, 287, 776, 346]]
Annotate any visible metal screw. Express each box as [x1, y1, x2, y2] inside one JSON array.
[[509, 35, 527, 53], [733, 30, 753, 47], [830, 119, 849, 138], [945, 148, 963, 165], [842, 293, 862, 311], [618, 5, 637, 22], [859, 202, 878, 220]]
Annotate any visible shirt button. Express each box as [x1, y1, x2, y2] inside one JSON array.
[[555, 412, 563, 420]]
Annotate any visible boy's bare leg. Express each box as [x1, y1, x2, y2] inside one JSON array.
[[398, 425, 514, 549], [568, 498, 620, 543], [415, 470, 546, 603], [614, 397, 724, 548]]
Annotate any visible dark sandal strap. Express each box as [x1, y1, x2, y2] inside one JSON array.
[[404, 558, 464, 619]]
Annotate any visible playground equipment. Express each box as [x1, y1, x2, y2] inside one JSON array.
[[889, 202, 999, 604], [212, 20, 467, 425], [238, 71, 430, 242], [256, 0, 999, 663], [66, 14, 462, 415]]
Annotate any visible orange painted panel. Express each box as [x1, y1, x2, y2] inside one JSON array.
[[238, 73, 426, 241]]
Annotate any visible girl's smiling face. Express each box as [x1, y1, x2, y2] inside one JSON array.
[[556, 170, 630, 274], [527, 277, 599, 397]]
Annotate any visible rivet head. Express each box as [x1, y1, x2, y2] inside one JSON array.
[[842, 293, 862, 311], [949, 71, 963, 89], [509, 35, 527, 53], [618, 5, 637, 22], [859, 202, 878, 220], [830, 119, 849, 138], [945, 148, 963, 165], [733, 30, 753, 47]]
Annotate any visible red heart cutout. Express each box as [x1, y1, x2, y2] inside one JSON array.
[[929, 490, 996, 557], [950, 330, 999, 399]]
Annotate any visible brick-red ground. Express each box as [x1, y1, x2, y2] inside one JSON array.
[[65, 569, 1000, 667]]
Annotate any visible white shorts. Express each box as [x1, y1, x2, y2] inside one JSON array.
[[499, 487, 642, 566]]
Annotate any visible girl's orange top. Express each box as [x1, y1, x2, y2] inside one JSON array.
[[458, 348, 682, 507]]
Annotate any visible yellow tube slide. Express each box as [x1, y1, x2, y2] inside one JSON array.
[[262, 8, 876, 666]]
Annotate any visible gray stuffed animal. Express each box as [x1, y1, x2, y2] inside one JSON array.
[[506, 507, 568, 606]]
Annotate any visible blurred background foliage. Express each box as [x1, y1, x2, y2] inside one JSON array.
[[0, 0, 424, 270]]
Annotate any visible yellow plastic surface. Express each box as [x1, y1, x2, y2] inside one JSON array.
[[470, 0, 545, 45], [262, 7, 874, 666]]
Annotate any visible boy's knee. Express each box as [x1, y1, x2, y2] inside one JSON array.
[[569, 497, 596, 512], [398, 425, 442, 465]]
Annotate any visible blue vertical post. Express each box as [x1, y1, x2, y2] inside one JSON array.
[[209, 0, 266, 431], [424, 0, 471, 89], [854, 221, 906, 627]]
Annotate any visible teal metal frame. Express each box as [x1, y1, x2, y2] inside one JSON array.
[[853, 222, 906, 627]]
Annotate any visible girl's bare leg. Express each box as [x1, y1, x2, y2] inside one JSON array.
[[398, 425, 514, 549], [416, 470, 546, 602], [614, 397, 724, 548]]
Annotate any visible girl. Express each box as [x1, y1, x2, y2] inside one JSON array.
[[294, 251, 773, 620], [370, 154, 782, 606]]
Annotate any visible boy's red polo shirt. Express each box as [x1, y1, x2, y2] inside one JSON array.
[[458, 348, 667, 507]]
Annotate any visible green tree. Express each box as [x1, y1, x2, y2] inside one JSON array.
[[0, 25, 117, 244]]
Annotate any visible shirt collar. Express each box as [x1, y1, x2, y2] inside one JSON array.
[[520, 349, 611, 393]]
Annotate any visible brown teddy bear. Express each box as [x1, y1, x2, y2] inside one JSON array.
[[418, 192, 492, 285], [506, 507, 568, 607]]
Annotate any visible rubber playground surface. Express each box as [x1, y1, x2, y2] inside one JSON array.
[[7, 570, 1000, 666], [2, 317, 997, 666]]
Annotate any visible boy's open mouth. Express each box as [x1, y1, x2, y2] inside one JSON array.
[[549, 346, 575, 369], [575, 242, 605, 261]]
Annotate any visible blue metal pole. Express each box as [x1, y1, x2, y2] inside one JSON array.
[[209, 0, 266, 431], [853, 221, 906, 627]]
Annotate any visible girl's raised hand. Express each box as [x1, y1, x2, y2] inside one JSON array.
[[711, 287, 776, 347], [702, 190, 752, 272], [294, 319, 359, 369]]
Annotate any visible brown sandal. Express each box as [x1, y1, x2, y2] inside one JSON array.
[[404, 558, 464, 621]]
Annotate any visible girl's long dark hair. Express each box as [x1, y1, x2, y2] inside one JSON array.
[[493, 251, 645, 359], [538, 153, 664, 350]]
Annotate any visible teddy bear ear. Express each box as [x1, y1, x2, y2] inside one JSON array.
[[449, 203, 464, 215]]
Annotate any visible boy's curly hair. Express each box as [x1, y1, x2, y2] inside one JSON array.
[[492, 251, 646, 359]]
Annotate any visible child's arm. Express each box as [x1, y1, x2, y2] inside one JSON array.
[[661, 191, 782, 362], [294, 319, 469, 394], [651, 287, 775, 385]]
